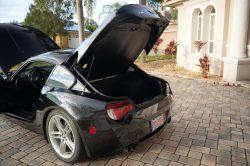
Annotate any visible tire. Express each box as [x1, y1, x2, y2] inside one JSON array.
[[46, 109, 86, 163]]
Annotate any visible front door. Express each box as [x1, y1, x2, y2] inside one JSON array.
[[0, 74, 10, 113]]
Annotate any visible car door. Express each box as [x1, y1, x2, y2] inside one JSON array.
[[0, 74, 10, 112]]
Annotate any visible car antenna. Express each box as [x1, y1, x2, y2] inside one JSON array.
[[82, 56, 95, 95]]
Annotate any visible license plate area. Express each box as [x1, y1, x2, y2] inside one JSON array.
[[151, 114, 164, 132]]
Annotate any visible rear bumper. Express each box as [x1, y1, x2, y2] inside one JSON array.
[[76, 95, 174, 158]]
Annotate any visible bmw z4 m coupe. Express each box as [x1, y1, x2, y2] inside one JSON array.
[[0, 4, 174, 163]]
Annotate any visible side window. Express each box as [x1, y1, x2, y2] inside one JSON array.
[[47, 66, 75, 89]]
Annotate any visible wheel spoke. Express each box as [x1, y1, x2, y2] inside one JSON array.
[[64, 125, 70, 134], [53, 117, 63, 131], [49, 130, 61, 139], [59, 140, 66, 155], [65, 140, 74, 152]]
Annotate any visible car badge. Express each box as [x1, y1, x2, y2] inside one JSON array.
[[138, 11, 144, 14]]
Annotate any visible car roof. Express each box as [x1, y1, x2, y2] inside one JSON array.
[[27, 49, 74, 65]]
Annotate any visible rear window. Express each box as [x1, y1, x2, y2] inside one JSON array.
[[46, 66, 75, 89]]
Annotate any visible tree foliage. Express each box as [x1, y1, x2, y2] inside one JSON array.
[[170, 7, 178, 24], [147, 0, 164, 11], [10, 20, 19, 24], [71, 0, 96, 19], [84, 18, 98, 32], [24, 0, 74, 41], [99, 1, 127, 20]]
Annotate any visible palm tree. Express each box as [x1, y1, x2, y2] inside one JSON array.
[[76, 0, 84, 43], [171, 7, 178, 24], [75, 0, 96, 44], [139, 0, 146, 63], [99, 1, 127, 20]]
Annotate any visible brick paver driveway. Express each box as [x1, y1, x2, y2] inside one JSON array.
[[1, 75, 250, 166]]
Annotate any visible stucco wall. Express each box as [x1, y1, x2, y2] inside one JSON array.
[[55, 31, 91, 48], [170, 0, 229, 76]]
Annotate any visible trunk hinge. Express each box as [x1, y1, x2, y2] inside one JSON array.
[[82, 56, 95, 95]]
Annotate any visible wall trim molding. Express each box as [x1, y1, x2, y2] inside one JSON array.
[[183, 0, 209, 7], [222, 57, 250, 65]]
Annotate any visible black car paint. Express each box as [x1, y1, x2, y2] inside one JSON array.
[[1, 4, 174, 158], [5, 86, 173, 157], [0, 23, 60, 76]]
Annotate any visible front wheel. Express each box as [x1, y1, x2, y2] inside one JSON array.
[[46, 110, 86, 163]]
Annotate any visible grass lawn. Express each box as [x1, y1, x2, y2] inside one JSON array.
[[135, 55, 176, 62]]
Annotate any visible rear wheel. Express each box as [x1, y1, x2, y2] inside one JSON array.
[[46, 110, 86, 163]]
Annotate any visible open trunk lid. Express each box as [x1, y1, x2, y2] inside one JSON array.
[[73, 4, 170, 81]]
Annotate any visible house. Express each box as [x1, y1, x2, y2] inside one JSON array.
[[161, 0, 250, 83], [55, 24, 91, 49]]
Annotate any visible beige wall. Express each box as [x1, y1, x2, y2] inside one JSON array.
[[55, 31, 91, 48]]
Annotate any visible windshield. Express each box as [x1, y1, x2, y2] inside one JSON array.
[[0, 62, 54, 75], [24, 62, 54, 71]]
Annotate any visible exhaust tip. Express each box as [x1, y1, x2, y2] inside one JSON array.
[[125, 142, 138, 152], [132, 142, 138, 149], [167, 116, 171, 123]]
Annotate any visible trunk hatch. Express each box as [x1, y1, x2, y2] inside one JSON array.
[[73, 4, 170, 81]]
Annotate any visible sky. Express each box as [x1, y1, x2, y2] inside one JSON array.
[[0, 0, 139, 25]]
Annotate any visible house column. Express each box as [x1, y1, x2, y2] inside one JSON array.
[[230, 0, 249, 59], [222, 0, 250, 83]]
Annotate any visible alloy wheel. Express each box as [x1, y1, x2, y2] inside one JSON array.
[[48, 115, 75, 159]]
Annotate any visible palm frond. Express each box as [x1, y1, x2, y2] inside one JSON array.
[[99, 1, 127, 20]]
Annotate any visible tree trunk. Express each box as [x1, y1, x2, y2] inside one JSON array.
[[53, 35, 56, 42], [140, 49, 146, 63], [139, 0, 146, 5], [76, 0, 85, 44], [139, 0, 147, 63]]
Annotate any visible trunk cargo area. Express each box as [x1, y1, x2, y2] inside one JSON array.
[[90, 69, 162, 105]]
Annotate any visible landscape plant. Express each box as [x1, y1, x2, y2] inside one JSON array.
[[163, 40, 178, 75], [196, 54, 211, 78], [163, 40, 178, 59], [194, 40, 207, 53], [153, 38, 164, 60], [194, 40, 211, 78]]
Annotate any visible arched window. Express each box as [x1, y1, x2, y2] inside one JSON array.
[[208, 8, 216, 54], [197, 11, 202, 53]]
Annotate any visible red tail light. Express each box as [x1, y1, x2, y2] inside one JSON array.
[[107, 101, 134, 120], [166, 84, 170, 95]]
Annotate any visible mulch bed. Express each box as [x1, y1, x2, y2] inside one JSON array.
[[135, 59, 223, 82]]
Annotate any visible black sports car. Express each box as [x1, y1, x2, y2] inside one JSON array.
[[0, 4, 173, 163]]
